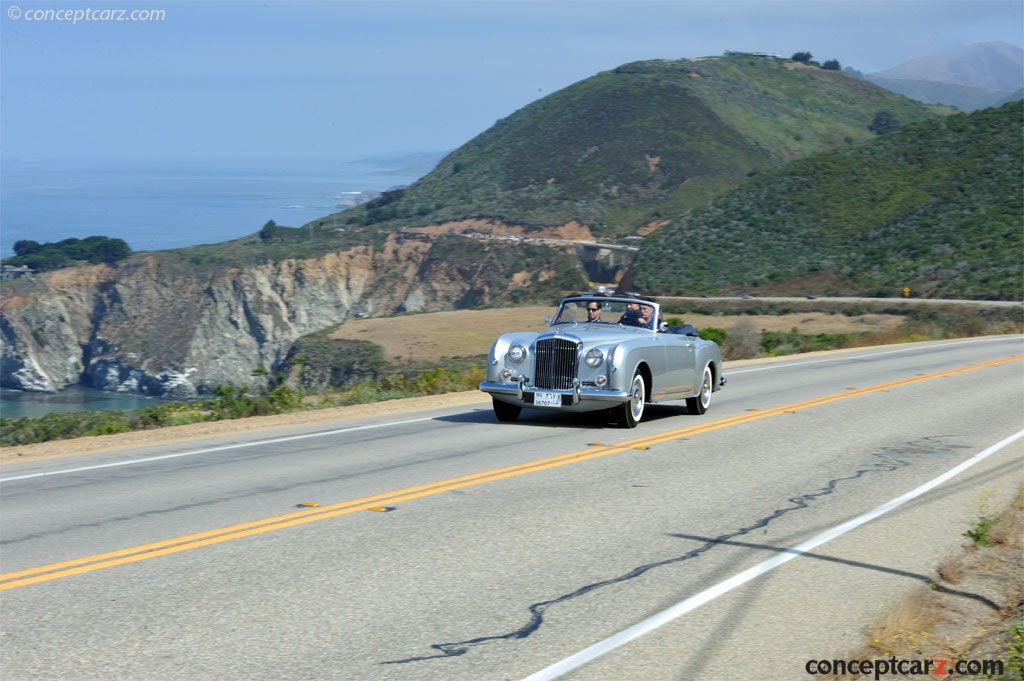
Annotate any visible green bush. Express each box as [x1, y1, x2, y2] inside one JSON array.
[[3, 236, 132, 272], [698, 327, 728, 345], [761, 329, 854, 356]]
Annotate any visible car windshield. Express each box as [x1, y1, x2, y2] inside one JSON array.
[[552, 299, 657, 329]]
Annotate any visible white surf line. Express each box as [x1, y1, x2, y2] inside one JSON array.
[[520, 428, 1024, 681], [0, 416, 438, 483], [727, 336, 1023, 375]]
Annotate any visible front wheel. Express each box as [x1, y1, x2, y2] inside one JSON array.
[[617, 372, 646, 428], [686, 365, 713, 415], [492, 397, 522, 423]]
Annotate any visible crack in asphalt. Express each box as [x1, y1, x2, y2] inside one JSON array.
[[383, 436, 969, 665]]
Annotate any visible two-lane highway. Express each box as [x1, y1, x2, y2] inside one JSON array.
[[2, 337, 1022, 680]]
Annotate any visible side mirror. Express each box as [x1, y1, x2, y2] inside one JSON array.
[[658, 321, 669, 333]]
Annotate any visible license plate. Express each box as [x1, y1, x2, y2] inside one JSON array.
[[533, 392, 562, 407]]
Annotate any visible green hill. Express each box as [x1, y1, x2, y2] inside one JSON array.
[[315, 56, 949, 239], [634, 101, 1024, 300]]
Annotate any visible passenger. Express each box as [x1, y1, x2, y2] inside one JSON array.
[[585, 303, 603, 322], [618, 302, 643, 327], [637, 304, 654, 329], [617, 303, 655, 328]]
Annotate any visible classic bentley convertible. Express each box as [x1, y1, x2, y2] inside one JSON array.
[[479, 293, 726, 427]]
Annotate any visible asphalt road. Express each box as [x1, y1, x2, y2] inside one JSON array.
[[2, 337, 1022, 681]]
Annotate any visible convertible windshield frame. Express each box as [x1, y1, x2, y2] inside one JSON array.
[[551, 296, 659, 330]]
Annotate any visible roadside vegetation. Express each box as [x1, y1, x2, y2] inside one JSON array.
[[0, 358, 486, 447], [821, 490, 1024, 681], [2, 301, 1018, 448]]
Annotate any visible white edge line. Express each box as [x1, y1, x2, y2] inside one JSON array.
[[520, 428, 1024, 681], [0, 416, 437, 483]]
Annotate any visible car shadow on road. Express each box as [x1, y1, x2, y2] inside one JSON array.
[[431, 403, 696, 428]]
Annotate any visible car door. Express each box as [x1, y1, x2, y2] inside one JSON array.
[[657, 333, 698, 399]]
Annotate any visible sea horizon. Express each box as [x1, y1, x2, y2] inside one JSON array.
[[0, 152, 444, 258]]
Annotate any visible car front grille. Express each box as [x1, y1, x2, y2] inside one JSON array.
[[534, 338, 578, 390]]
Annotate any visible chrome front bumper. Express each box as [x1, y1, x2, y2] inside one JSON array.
[[479, 378, 631, 409]]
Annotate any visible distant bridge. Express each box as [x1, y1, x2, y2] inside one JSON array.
[[562, 240, 640, 254], [564, 241, 639, 269]]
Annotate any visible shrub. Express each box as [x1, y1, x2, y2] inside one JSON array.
[[698, 326, 728, 346], [723, 319, 762, 359]]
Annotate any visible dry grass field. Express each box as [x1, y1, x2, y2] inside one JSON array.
[[328, 305, 904, 361]]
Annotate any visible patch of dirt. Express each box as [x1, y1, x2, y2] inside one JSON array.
[[328, 306, 554, 361], [328, 306, 904, 362]]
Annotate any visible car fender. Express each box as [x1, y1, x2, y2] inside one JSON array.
[[486, 332, 540, 381], [609, 340, 660, 393], [693, 341, 724, 391]]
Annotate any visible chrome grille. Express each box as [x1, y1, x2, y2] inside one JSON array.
[[534, 338, 578, 390]]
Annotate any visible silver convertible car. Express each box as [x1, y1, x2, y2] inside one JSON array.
[[479, 293, 726, 427]]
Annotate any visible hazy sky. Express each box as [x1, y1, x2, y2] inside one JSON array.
[[2, 0, 1022, 161]]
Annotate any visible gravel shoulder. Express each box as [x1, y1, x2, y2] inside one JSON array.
[[0, 391, 491, 465]]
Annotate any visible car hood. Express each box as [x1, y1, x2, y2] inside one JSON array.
[[538, 323, 653, 346]]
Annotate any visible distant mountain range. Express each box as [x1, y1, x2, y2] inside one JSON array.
[[866, 42, 1023, 110]]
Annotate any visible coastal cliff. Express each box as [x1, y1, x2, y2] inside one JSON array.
[[0, 232, 581, 397]]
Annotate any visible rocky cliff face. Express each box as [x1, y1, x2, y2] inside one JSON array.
[[1, 232, 580, 397]]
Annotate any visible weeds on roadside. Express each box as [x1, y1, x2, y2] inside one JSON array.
[[964, 489, 999, 547], [964, 514, 998, 547], [1001, 620, 1024, 680]]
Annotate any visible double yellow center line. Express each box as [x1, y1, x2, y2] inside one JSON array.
[[2, 355, 1019, 591]]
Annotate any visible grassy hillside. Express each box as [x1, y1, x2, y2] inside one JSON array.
[[316, 56, 948, 239], [635, 101, 1024, 300]]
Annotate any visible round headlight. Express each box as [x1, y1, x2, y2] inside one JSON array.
[[507, 343, 527, 363], [584, 348, 604, 367]]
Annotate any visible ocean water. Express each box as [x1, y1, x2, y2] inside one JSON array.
[[0, 153, 439, 418], [0, 154, 438, 257], [0, 386, 176, 420]]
